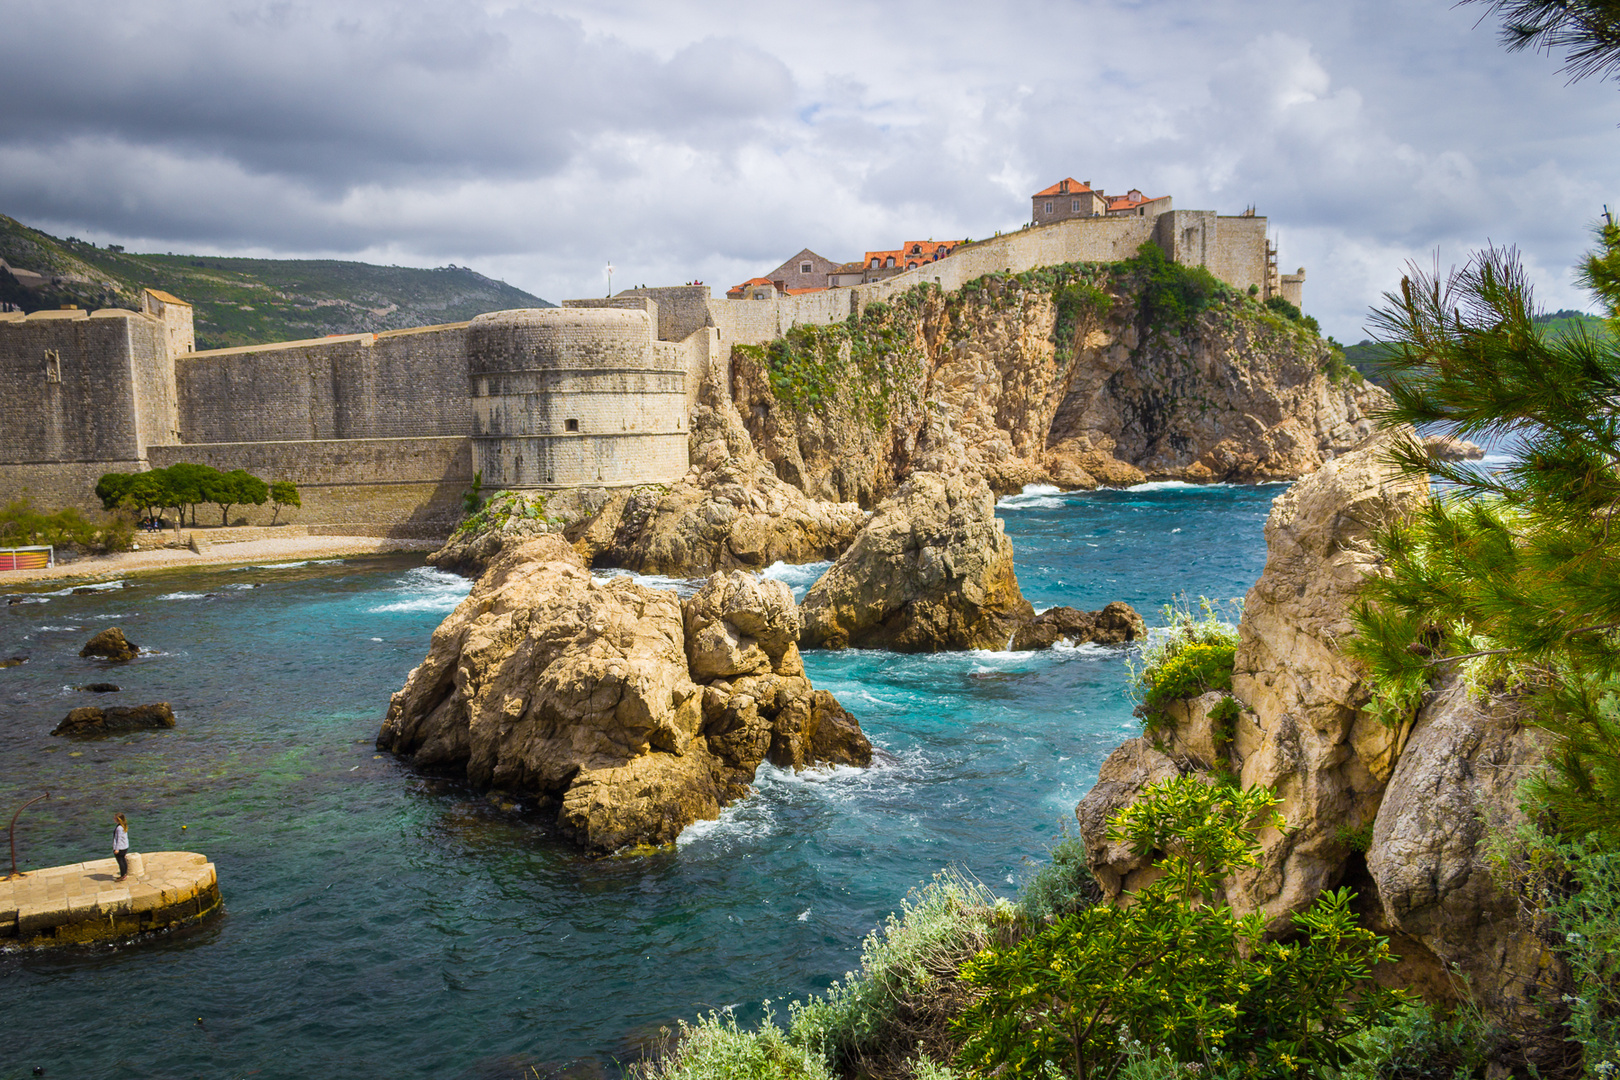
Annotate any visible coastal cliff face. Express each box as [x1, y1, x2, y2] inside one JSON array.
[[1075, 430, 1564, 1031], [733, 262, 1385, 508], [377, 535, 870, 852]]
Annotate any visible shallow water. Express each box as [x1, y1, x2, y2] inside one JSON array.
[[0, 483, 1278, 1080]]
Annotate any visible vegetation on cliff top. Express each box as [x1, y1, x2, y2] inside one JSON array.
[[0, 213, 550, 350]]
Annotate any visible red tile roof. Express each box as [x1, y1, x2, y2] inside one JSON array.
[[1034, 178, 1093, 197]]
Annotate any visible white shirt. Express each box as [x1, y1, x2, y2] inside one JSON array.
[[113, 825, 128, 852]]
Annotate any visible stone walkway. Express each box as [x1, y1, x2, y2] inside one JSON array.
[[0, 851, 221, 946]]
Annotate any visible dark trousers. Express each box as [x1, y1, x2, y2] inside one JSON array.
[[114, 849, 127, 877]]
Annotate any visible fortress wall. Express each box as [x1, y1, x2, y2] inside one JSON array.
[[616, 286, 715, 344], [176, 324, 471, 444], [0, 310, 162, 468], [128, 311, 180, 452], [472, 431, 688, 489], [1208, 216, 1270, 295], [147, 437, 472, 536]]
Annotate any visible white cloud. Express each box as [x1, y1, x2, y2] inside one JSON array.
[[0, 0, 1614, 337]]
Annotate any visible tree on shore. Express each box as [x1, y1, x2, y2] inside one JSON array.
[[269, 480, 300, 525]]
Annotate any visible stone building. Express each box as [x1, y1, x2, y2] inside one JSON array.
[[1032, 178, 1171, 225]]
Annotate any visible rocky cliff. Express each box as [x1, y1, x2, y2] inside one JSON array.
[[733, 257, 1385, 507], [377, 536, 870, 852], [1074, 430, 1566, 1045]]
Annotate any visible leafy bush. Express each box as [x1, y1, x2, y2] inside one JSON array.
[[954, 776, 1402, 1080], [0, 498, 128, 553], [787, 869, 1004, 1074], [269, 480, 300, 524], [1331, 1001, 1499, 1080], [1208, 695, 1242, 752], [1125, 242, 1224, 334], [1129, 596, 1241, 724], [1547, 837, 1620, 1073], [634, 1008, 833, 1080], [1017, 829, 1100, 923]]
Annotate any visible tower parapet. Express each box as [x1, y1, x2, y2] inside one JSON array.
[[466, 307, 687, 489]]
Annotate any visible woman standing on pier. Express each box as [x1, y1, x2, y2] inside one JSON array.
[[112, 813, 129, 880]]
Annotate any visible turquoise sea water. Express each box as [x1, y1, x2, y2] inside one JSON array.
[[0, 483, 1279, 1080]]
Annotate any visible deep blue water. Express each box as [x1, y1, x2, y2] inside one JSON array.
[[0, 483, 1279, 1080]]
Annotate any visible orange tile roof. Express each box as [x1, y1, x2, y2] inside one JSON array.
[[144, 288, 191, 306], [1034, 178, 1093, 197], [784, 286, 825, 295]]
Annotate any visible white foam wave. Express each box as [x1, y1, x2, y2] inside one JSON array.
[[1124, 480, 1213, 492], [245, 559, 345, 570], [590, 568, 704, 597], [4, 596, 49, 605], [367, 566, 472, 614], [46, 580, 126, 596], [760, 560, 832, 600], [997, 483, 1067, 510], [225, 583, 258, 590], [37, 625, 80, 632], [158, 592, 209, 601]]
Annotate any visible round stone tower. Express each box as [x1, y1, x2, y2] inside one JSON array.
[[466, 307, 687, 489]]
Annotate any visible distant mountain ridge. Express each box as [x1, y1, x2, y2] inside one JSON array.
[[0, 214, 552, 351]]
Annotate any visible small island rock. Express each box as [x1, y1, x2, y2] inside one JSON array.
[[800, 471, 1033, 652], [80, 628, 139, 661], [1011, 602, 1146, 650], [52, 703, 176, 738], [378, 538, 870, 853]]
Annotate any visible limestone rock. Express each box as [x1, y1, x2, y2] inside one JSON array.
[[429, 492, 551, 577], [377, 538, 869, 853], [1368, 680, 1562, 1024], [800, 472, 1034, 652], [1011, 602, 1146, 651], [567, 397, 868, 577], [1214, 427, 1430, 925], [51, 703, 175, 738], [1422, 434, 1486, 461], [732, 277, 1387, 506], [1075, 738, 1183, 899], [80, 627, 139, 661]]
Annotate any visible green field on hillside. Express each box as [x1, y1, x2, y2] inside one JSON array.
[[0, 214, 551, 350]]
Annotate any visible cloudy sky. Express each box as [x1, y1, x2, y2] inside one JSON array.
[[1, 0, 1615, 340]]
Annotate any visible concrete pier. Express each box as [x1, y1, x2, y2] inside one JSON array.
[[1, 851, 221, 947]]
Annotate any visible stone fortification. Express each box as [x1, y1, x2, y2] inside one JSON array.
[[467, 307, 687, 488]]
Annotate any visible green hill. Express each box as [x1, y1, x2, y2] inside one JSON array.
[[0, 214, 552, 351]]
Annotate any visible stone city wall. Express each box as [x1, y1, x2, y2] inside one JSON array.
[[176, 323, 472, 443], [0, 309, 173, 468], [148, 437, 473, 536]]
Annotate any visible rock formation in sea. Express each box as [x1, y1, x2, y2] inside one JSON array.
[[731, 263, 1385, 508], [1073, 428, 1566, 1044], [1011, 602, 1146, 651], [377, 535, 871, 852], [799, 471, 1034, 652], [52, 703, 176, 737], [79, 627, 139, 661]]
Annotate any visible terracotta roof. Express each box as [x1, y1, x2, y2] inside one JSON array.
[[829, 261, 867, 274], [144, 288, 191, 306], [1033, 178, 1093, 197], [784, 286, 825, 295]]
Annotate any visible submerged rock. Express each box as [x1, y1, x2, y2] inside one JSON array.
[[800, 472, 1034, 652], [78, 682, 120, 692], [0, 655, 26, 668], [52, 703, 175, 738], [1011, 602, 1145, 651], [377, 538, 869, 853], [80, 628, 139, 661]]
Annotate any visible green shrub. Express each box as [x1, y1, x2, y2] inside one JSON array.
[[100, 515, 135, 552], [1208, 695, 1242, 752], [1330, 1001, 1499, 1080], [787, 869, 1002, 1073], [1142, 642, 1236, 711], [954, 776, 1402, 1080], [634, 1008, 833, 1080], [0, 498, 100, 548], [1124, 242, 1223, 334], [1548, 837, 1620, 1073], [1016, 829, 1100, 923], [1129, 596, 1241, 726]]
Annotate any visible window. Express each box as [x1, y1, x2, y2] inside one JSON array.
[[800, 262, 812, 274], [1044, 201, 1053, 214], [1072, 199, 1080, 212], [565, 418, 579, 432], [907, 262, 918, 269], [870, 257, 880, 268], [885, 256, 894, 268]]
